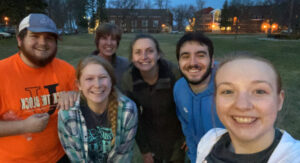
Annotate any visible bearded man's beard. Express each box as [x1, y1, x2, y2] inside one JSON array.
[[19, 43, 57, 67], [181, 61, 212, 85]]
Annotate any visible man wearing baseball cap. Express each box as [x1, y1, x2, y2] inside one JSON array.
[[0, 13, 75, 162]]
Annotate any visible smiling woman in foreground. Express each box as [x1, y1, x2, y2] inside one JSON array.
[[196, 55, 300, 163], [58, 55, 138, 162]]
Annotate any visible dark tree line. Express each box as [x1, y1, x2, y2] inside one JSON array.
[[0, 0, 47, 26]]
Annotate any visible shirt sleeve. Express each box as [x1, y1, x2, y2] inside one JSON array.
[[57, 110, 86, 163], [108, 99, 138, 163]]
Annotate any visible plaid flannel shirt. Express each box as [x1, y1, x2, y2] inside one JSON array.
[[58, 93, 138, 163]]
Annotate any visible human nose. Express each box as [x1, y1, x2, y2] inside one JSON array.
[[235, 92, 253, 110], [189, 55, 198, 66], [106, 38, 112, 45], [38, 36, 47, 45], [141, 51, 148, 60], [94, 78, 102, 87]]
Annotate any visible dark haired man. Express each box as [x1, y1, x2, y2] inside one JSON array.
[[0, 13, 75, 162], [173, 32, 223, 163]]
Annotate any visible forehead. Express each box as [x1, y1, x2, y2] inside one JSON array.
[[133, 38, 155, 48], [26, 30, 56, 37], [81, 63, 108, 75], [99, 34, 116, 39], [180, 41, 208, 53], [216, 59, 277, 85]]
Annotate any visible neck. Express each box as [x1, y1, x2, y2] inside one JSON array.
[[230, 128, 275, 154], [189, 74, 211, 94], [140, 64, 159, 85], [19, 52, 39, 68], [98, 52, 113, 63], [87, 98, 109, 114]]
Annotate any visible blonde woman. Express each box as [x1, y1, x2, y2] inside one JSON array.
[[196, 55, 300, 163], [58, 55, 138, 162]]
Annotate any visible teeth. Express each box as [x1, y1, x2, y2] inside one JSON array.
[[104, 47, 112, 50], [233, 117, 256, 123], [36, 48, 47, 51], [189, 69, 199, 73], [92, 90, 105, 94]]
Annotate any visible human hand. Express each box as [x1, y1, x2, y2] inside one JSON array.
[[57, 91, 79, 110], [181, 141, 188, 152], [142, 153, 154, 163], [23, 113, 50, 133]]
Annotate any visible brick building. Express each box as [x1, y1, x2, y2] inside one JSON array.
[[105, 8, 173, 33]]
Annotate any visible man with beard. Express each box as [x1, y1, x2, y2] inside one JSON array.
[[173, 32, 223, 163], [0, 14, 75, 162]]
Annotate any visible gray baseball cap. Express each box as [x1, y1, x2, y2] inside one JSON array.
[[18, 13, 58, 35]]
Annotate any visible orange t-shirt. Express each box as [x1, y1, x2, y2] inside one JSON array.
[[0, 53, 76, 163]]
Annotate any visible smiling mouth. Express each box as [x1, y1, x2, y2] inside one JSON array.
[[233, 116, 257, 124], [35, 48, 48, 51], [91, 89, 105, 95], [188, 68, 201, 73]]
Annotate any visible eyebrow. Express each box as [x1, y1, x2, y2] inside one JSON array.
[[216, 80, 273, 89], [180, 50, 207, 56], [252, 80, 273, 89], [216, 82, 232, 88]]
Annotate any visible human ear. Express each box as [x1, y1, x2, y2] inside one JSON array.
[[76, 80, 81, 91], [17, 36, 22, 47], [211, 58, 215, 68], [277, 90, 285, 111]]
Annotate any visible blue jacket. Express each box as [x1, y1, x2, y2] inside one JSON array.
[[173, 62, 223, 163]]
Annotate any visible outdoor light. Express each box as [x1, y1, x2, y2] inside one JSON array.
[[261, 22, 270, 33], [4, 16, 9, 25], [271, 23, 278, 33]]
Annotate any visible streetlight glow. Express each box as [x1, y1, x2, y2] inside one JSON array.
[[4, 16, 9, 25]]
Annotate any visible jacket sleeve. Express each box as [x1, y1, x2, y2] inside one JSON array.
[[108, 100, 138, 163], [58, 110, 86, 163], [120, 71, 152, 154]]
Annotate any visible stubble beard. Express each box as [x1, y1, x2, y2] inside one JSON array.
[[181, 61, 212, 85]]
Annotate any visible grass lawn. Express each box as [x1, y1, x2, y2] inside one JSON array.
[[1, 33, 299, 161]]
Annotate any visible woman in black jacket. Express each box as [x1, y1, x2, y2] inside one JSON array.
[[121, 34, 185, 163]]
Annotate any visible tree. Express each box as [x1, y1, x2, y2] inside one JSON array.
[[172, 4, 190, 31], [221, 0, 231, 31], [72, 0, 89, 30], [154, 0, 170, 9], [143, 0, 152, 9], [195, 0, 205, 10], [109, 0, 140, 9], [0, 0, 47, 26], [96, 0, 108, 23]]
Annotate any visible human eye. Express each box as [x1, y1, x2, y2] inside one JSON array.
[[46, 35, 55, 41], [147, 48, 154, 53], [99, 75, 108, 79], [220, 89, 234, 95], [180, 53, 189, 59], [85, 77, 93, 81], [254, 89, 267, 95], [29, 34, 39, 38], [196, 52, 206, 58], [134, 50, 141, 55]]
